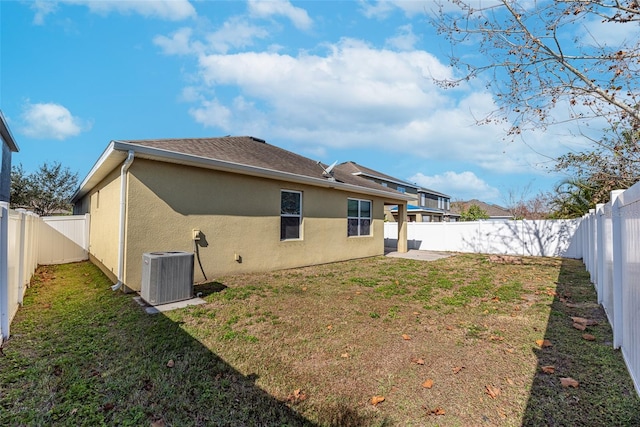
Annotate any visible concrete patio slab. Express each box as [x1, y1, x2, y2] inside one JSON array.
[[133, 296, 206, 314], [384, 249, 453, 261]]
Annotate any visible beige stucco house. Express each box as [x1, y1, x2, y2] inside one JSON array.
[[72, 136, 411, 292]]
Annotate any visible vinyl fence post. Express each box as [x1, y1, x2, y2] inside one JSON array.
[[611, 190, 625, 349], [596, 204, 605, 303], [16, 209, 26, 305], [0, 202, 9, 340]]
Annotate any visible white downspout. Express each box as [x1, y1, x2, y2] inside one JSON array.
[[112, 151, 135, 291]]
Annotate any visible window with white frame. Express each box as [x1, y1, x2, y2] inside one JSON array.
[[347, 198, 372, 237], [281, 190, 302, 240]]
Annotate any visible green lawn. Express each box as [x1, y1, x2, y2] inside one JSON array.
[[1, 255, 638, 426]]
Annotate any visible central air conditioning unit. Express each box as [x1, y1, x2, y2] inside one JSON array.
[[141, 251, 194, 305]]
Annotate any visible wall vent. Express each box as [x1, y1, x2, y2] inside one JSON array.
[[141, 251, 194, 305]]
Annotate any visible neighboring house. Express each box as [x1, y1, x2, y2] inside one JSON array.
[[450, 199, 514, 221], [338, 161, 454, 222], [0, 111, 19, 203], [71, 136, 413, 292]]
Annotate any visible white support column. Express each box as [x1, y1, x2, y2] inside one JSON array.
[[611, 190, 625, 349], [397, 203, 408, 253]]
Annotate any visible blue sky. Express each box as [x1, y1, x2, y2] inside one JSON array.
[[1, 0, 602, 204]]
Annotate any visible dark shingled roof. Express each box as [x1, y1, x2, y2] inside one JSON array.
[[339, 161, 450, 198], [121, 136, 405, 196]]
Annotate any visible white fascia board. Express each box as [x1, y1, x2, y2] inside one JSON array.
[[417, 188, 451, 199], [0, 111, 19, 152], [112, 141, 414, 202], [70, 141, 128, 202], [351, 171, 418, 191]]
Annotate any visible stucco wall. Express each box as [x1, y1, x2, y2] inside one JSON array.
[[122, 159, 389, 291], [76, 168, 121, 283]]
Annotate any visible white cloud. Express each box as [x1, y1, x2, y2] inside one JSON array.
[[205, 17, 270, 54], [580, 17, 640, 47], [248, 0, 312, 30], [20, 102, 90, 140], [154, 27, 199, 55], [31, 0, 195, 24], [410, 171, 501, 201], [161, 32, 575, 174], [189, 98, 232, 130], [385, 24, 419, 51], [154, 18, 269, 56]]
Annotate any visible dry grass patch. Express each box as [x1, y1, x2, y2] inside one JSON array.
[[1, 254, 639, 426]]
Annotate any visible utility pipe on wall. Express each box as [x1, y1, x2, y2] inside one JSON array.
[[112, 150, 135, 291]]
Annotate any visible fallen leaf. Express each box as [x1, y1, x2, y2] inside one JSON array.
[[536, 339, 553, 348], [301, 287, 307, 291], [422, 378, 434, 389], [506, 378, 514, 385], [504, 348, 515, 354], [497, 408, 507, 419], [485, 384, 501, 399], [452, 366, 465, 374], [287, 389, 308, 403], [166, 359, 175, 368], [423, 406, 445, 416], [541, 365, 555, 374], [492, 296, 500, 302], [371, 395, 385, 406], [102, 403, 115, 412], [572, 322, 587, 331], [411, 357, 425, 365], [413, 311, 420, 315], [341, 353, 350, 358], [70, 408, 78, 415], [326, 325, 332, 330], [446, 325, 454, 330], [560, 377, 579, 388], [402, 334, 411, 341], [572, 316, 598, 326], [583, 334, 596, 341], [151, 420, 166, 427], [355, 291, 361, 295], [489, 335, 505, 341]]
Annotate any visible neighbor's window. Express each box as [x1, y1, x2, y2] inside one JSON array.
[[347, 198, 372, 237], [281, 190, 302, 240]]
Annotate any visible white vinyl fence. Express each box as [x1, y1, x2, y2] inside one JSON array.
[[384, 219, 583, 258], [40, 214, 90, 264], [0, 204, 89, 339], [582, 183, 640, 395]]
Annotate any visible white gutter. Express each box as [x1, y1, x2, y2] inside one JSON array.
[[111, 150, 135, 292]]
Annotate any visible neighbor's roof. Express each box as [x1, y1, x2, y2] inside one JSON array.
[[340, 161, 450, 198], [0, 110, 19, 152], [72, 136, 414, 203], [450, 199, 513, 218]]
